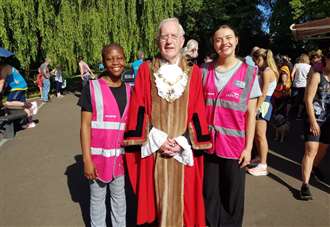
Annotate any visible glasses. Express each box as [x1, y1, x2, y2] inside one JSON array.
[[159, 34, 181, 42]]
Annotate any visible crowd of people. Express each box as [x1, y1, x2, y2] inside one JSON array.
[[77, 17, 329, 227], [0, 16, 328, 227]]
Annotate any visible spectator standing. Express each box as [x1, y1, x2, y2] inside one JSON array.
[[79, 56, 95, 88], [300, 50, 330, 200], [131, 50, 144, 77], [289, 54, 311, 119], [182, 39, 199, 66], [244, 46, 260, 66], [52, 65, 64, 98], [248, 48, 279, 176], [36, 68, 43, 99], [273, 65, 292, 115], [40, 58, 51, 102], [310, 49, 324, 73]]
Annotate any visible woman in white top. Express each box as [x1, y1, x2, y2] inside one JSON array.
[[248, 48, 279, 176], [289, 54, 311, 118], [51, 65, 64, 98]]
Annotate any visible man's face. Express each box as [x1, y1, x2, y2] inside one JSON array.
[[158, 21, 185, 63]]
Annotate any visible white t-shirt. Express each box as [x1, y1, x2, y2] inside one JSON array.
[[54, 69, 63, 82], [292, 63, 311, 88]]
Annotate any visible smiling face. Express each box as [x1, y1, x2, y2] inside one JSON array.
[[103, 47, 125, 78], [158, 20, 185, 63], [213, 27, 238, 59]]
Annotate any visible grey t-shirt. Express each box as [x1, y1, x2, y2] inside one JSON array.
[[203, 60, 261, 99]]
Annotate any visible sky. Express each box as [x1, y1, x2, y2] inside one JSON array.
[[258, 4, 272, 33]]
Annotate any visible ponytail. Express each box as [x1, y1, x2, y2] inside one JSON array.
[[266, 49, 279, 80]]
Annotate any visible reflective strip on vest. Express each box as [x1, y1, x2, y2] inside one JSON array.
[[91, 121, 126, 130], [239, 65, 255, 103], [214, 125, 245, 137], [91, 80, 104, 122], [206, 99, 247, 112], [91, 147, 124, 157]]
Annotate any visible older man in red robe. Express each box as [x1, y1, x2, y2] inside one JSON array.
[[123, 17, 211, 227]]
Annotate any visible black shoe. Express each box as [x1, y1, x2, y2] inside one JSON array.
[[312, 167, 326, 184], [300, 184, 313, 200]]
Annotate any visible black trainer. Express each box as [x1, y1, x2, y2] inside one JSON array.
[[300, 184, 313, 200], [312, 167, 326, 184]]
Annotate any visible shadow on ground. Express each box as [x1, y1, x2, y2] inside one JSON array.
[[266, 119, 330, 197], [65, 155, 137, 227], [65, 155, 91, 227]]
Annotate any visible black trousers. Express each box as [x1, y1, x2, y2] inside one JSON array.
[[204, 154, 246, 227]]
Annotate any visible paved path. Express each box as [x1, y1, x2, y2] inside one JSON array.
[[0, 93, 329, 227]]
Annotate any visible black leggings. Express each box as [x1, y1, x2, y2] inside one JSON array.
[[204, 154, 246, 227]]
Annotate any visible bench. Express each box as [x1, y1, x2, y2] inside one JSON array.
[[0, 108, 28, 139]]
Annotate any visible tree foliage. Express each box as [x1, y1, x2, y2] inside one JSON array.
[[290, 0, 330, 21], [266, 0, 330, 57], [0, 0, 266, 75]]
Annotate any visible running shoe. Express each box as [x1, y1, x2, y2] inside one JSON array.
[[22, 122, 36, 129], [247, 163, 268, 176], [300, 184, 313, 200]]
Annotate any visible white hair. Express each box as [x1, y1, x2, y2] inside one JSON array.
[[156, 17, 185, 40]]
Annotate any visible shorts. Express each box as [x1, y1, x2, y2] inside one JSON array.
[[290, 87, 305, 105], [256, 96, 273, 122], [304, 120, 330, 144], [7, 90, 27, 102]]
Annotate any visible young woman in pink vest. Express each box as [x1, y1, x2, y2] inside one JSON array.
[[79, 43, 130, 227], [202, 25, 261, 227], [247, 48, 279, 176]]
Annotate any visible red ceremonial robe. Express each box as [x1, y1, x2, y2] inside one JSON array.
[[123, 58, 211, 226]]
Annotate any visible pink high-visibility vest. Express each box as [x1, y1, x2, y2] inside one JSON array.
[[90, 78, 131, 182], [203, 62, 256, 159]]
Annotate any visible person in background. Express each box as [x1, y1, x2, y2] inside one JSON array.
[[310, 49, 323, 73], [36, 68, 43, 99], [202, 24, 260, 227], [289, 54, 311, 119], [78, 43, 130, 226], [273, 65, 292, 116], [300, 50, 330, 200], [52, 65, 64, 98], [245, 46, 260, 66], [247, 48, 279, 176], [40, 58, 51, 102], [0, 63, 38, 128], [79, 56, 95, 88], [98, 60, 105, 73], [182, 39, 199, 66], [282, 55, 294, 72], [131, 50, 144, 77]]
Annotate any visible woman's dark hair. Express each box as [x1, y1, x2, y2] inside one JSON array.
[[101, 43, 125, 60], [212, 24, 238, 38]]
